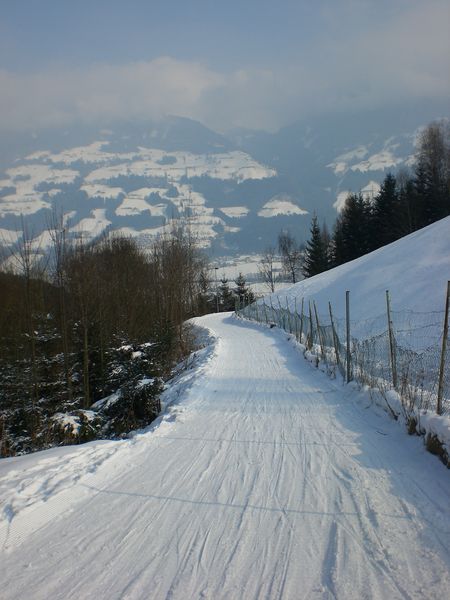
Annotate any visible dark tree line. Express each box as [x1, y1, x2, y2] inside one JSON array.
[[0, 224, 210, 456], [303, 121, 450, 277]]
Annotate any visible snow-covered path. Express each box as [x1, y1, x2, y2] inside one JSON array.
[[1, 313, 450, 599]]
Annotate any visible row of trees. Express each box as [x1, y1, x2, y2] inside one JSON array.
[[216, 273, 255, 311], [303, 120, 450, 277], [0, 220, 209, 456]]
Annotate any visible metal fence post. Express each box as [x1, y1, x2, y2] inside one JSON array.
[[437, 281, 450, 415]]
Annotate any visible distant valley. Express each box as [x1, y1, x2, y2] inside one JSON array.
[[0, 107, 447, 260]]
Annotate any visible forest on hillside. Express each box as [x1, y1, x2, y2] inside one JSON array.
[[0, 222, 257, 457], [302, 120, 450, 277], [258, 121, 450, 286]]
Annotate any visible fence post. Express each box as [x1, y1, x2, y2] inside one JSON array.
[[277, 297, 284, 329], [286, 297, 292, 333], [437, 281, 450, 415], [328, 301, 341, 370], [264, 302, 268, 324], [386, 290, 398, 390], [346, 290, 352, 383], [299, 298, 304, 343], [294, 298, 298, 340], [308, 301, 314, 350], [313, 301, 325, 360]]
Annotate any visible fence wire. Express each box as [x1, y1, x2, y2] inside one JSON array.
[[237, 298, 449, 417]]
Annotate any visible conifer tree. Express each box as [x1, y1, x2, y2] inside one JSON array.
[[234, 272, 254, 306], [303, 215, 328, 277], [414, 121, 450, 225], [219, 276, 234, 311], [372, 173, 399, 249], [332, 193, 371, 265]]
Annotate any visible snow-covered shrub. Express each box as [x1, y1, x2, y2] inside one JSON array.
[[96, 378, 162, 436], [46, 410, 104, 445]]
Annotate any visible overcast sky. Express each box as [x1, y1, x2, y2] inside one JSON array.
[[0, 0, 449, 132]]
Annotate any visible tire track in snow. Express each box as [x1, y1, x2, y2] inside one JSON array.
[[1, 313, 450, 599]]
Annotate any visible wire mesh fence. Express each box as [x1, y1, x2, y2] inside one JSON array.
[[236, 288, 450, 417]]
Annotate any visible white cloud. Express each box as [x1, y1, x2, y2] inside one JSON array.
[[0, 1, 448, 133]]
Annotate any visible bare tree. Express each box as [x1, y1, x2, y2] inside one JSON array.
[[278, 230, 303, 284], [47, 209, 73, 401], [258, 245, 277, 292]]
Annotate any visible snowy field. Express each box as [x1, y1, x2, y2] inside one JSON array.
[[1, 313, 450, 599]]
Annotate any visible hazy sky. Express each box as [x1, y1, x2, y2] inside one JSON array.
[[0, 0, 449, 132]]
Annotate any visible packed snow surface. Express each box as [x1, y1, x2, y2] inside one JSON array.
[[1, 313, 450, 599]]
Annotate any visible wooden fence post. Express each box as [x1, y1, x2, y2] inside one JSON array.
[[277, 297, 284, 329], [308, 301, 314, 350], [346, 290, 352, 383], [299, 298, 304, 343], [328, 301, 341, 370], [437, 281, 450, 415], [386, 290, 398, 389], [313, 301, 325, 360], [286, 297, 292, 333], [294, 298, 298, 340]]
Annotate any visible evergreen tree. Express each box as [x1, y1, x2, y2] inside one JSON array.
[[371, 173, 399, 249], [396, 171, 421, 235], [332, 193, 371, 265], [218, 276, 234, 311], [303, 215, 328, 277], [234, 272, 254, 306], [414, 122, 450, 225], [321, 221, 332, 268]]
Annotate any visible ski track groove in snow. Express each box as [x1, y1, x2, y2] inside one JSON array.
[[1, 313, 450, 599]]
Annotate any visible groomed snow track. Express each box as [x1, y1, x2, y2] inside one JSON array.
[[1, 313, 450, 599]]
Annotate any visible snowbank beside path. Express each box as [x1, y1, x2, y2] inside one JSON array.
[[0, 327, 218, 552]]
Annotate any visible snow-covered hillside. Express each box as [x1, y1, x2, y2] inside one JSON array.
[[265, 216, 450, 322], [0, 142, 279, 250], [1, 111, 440, 257]]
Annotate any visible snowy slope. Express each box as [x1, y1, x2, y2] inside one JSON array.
[[266, 217, 450, 322], [1, 314, 450, 599]]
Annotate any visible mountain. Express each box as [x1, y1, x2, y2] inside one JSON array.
[[0, 105, 447, 259]]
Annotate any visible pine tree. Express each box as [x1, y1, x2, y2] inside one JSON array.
[[372, 173, 399, 249], [414, 122, 450, 225], [331, 193, 371, 265], [234, 272, 254, 306], [219, 276, 234, 311], [303, 215, 328, 277]]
